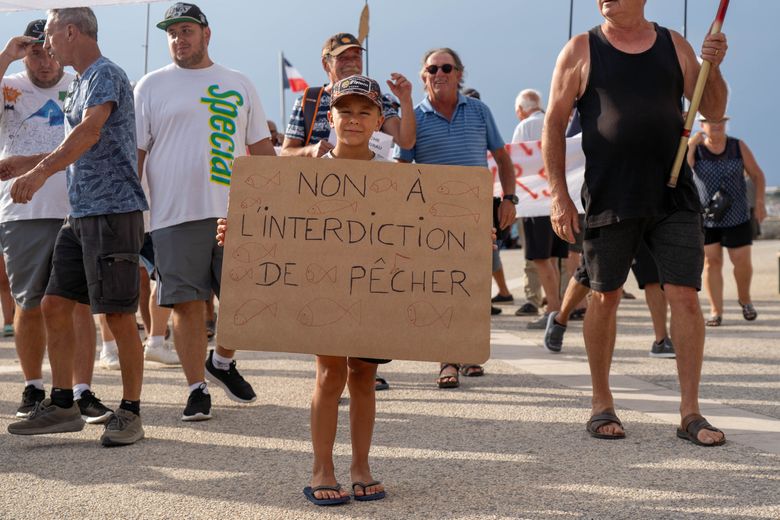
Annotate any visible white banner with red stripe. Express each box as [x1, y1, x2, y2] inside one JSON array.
[[489, 135, 586, 217]]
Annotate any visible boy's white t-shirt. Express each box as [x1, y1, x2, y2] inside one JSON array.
[[135, 63, 270, 231], [0, 71, 74, 221], [322, 151, 390, 162]]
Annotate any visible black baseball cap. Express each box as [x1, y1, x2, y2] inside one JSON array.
[[157, 3, 208, 31], [322, 33, 364, 57], [24, 19, 46, 44], [331, 75, 383, 111]]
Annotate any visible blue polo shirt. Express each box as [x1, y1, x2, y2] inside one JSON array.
[[394, 93, 504, 166]]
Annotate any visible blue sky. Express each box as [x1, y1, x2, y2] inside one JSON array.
[[2, 0, 777, 186]]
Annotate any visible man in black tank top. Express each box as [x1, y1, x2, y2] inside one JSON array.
[[542, 0, 728, 447]]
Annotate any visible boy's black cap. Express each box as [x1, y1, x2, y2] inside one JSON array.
[[330, 75, 383, 110], [24, 19, 46, 44], [157, 3, 208, 31]]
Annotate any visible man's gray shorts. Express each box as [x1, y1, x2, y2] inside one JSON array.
[[151, 218, 222, 308], [0, 219, 63, 309]]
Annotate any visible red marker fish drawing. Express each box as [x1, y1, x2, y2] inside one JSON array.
[[232, 243, 277, 263], [307, 199, 358, 216], [436, 181, 479, 198], [245, 171, 281, 190], [370, 177, 397, 193], [233, 299, 278, 325], [297, 298, 361, 327], [429, 202, 480, 223], [306, 264, 337, 284], [407, 301, 454, 328]]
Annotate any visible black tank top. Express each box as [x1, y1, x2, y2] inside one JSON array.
[[577, 23, 702, 227]]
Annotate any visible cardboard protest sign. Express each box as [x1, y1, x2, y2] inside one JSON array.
[[217, 156, 492, 363]]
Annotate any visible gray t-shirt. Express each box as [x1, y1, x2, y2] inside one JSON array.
[[64, 56, 147, 217]]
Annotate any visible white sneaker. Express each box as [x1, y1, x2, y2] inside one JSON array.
[[99, 350, 120, 370], [144, 341, 180, 365]]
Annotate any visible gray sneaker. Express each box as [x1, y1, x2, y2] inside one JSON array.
[[7, 399, 85, 435], [527, 312, 551, 330], [543, 311, 566, 353], [649, 337, 676, 358], [100, 408, 145, 447]]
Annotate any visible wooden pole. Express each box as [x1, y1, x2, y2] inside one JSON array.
[[667, 0, 730, 188]]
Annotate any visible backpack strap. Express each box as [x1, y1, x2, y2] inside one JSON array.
[[302, 86, 325, 146]]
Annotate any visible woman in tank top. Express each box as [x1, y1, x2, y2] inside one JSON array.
[[687, 116, 767, 326]]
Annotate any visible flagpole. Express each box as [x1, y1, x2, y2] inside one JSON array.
[[279, 51, 286, 128], [364, 0, 369, 77], [683, 0, 688, 39], [568, 0, 574, 39], [143, 3, 150, 74]]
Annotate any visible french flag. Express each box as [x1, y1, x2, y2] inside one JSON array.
[[282, 57, 308, 93]]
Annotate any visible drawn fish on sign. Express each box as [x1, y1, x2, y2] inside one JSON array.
[[245, 171, 281, 190], [234, 299, 278, 325], [307, 199, 358, 216], [407, 301, 454, 328], [306, 264, 337, 284], [436, 180, 479, 198], [232, 243, 277, 263], [230, 265, 254, 281], [429, 202, 480, 223], [240, 196, 262, 209], [297, 298, 361, 327], [369, 177, 397, 194]]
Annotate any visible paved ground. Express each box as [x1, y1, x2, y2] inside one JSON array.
[[0, 241, 778, 519]]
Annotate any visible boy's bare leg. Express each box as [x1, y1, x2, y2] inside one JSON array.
[[347, 358, 384, 498], [310, 355, 350, 501], [105, 312, 144, 401], [643, 283, 669, 342], [13, 304, 46, 382]]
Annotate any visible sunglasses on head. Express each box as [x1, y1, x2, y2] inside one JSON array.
[[425, 64, 455, 75]]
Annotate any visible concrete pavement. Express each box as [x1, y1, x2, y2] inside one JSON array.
[[0, 240, 778, 519]]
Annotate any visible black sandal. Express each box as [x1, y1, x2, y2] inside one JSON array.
[[586, 409, 626, 439], [739, 302, 757, 321], [437, 363, 459, 388], [676, 413, 726, 446], [459, 364, 485, 377], [705, 315, 722, 327]]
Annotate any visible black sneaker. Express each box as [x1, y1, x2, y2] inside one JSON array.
[[491, 306, 502, 315], [16, 385, 45, 418], [77, 390, 114, 424], [491, 293, 514, 305], [182, 383, 212, 422], [205, 350, 257, 403], [649, 337, 676, 358]]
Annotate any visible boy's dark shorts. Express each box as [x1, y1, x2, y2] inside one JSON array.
[[46, 212, 144, 314], [582, 211, 703, 293], [523, 216, 569, 261], [704, 220, 752, 249]]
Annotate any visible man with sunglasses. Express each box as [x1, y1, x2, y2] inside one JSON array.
[[281, 33, 415, 157], [394, 47, 517, 389], [0, 20, 106, 424]]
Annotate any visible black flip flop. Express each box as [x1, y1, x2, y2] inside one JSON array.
[[352, 481, 386, 501], [586, 410, 626, 439], [303, 485, 350, 506], [374, 376, 390, 391], [676, 413, 726, 447]]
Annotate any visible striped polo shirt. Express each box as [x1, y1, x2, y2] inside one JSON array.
[[394, 93, 504, 166]]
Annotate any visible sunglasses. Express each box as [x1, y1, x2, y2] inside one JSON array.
[[425, 64, 456, 75]]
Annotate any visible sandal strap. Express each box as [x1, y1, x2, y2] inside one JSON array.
[[588, 413, 623, 430], [438, 363, 459, 376], [352, 481, 381, 492], [682, 414, 723, 436], [312, 484, 343, 493]]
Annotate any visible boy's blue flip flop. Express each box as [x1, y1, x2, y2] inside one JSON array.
[[303, 485, 350, 506], [352, 481, 386, 501]]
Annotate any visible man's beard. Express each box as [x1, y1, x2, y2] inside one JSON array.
[[174, 44, 207, 69], [27, 65, 64, 89]]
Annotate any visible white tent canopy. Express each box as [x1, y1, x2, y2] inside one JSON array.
[[0, 1, 164, 12]]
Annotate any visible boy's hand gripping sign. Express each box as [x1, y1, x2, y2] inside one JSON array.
[[217, 156, 492, 363]]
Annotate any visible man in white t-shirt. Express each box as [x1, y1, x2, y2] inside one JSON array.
[[134, 3, 275, 421], [0, 20, 108, 423]]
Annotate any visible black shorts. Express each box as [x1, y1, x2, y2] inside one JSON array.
[[357, 358, 392, 364], [46, 212, 144, 314], [139, 232, 155, 276], [704, 220, 752, 248], [523, 216, 569, 261], [568, 214, 586, 253], [630, 241, 661, 289], [582, 211, 704, 293]]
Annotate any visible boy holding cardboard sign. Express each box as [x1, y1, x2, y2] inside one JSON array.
[[218, 75, 390, 506]]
